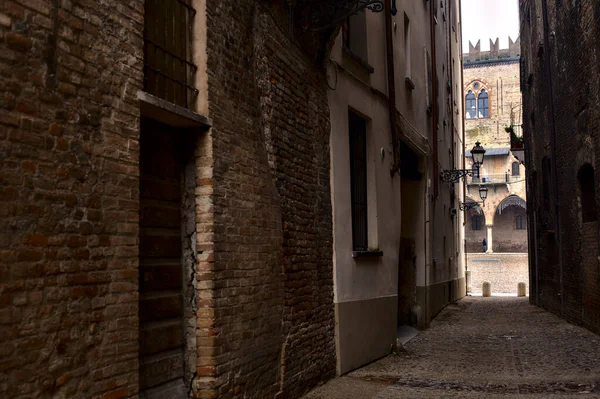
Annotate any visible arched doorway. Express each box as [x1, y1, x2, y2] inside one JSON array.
[[493, 195, 527, 253], [465, 197, 486, 253]]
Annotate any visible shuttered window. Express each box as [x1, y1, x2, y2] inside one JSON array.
[[512, 161, 520, 176], [349, 111, 368, 251]]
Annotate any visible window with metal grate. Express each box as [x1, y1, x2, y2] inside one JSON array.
[[349, 111, 368, 251], [144, 0, 198, 109]]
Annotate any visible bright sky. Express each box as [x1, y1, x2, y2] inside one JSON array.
[[461, 0, 520, 52]]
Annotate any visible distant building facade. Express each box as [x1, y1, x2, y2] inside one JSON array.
[[520, 0, 600, 334], [463, 38, 527, 254]]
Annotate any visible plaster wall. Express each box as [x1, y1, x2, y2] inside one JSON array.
[[328, 68, 401, 303], [328, 0, 465, 374]]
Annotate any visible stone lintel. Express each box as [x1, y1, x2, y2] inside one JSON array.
[[138, 91, 212, 128]]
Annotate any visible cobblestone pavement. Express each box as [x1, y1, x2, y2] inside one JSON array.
[[303, 297, 600, 398], [467, 253, 529, 295]]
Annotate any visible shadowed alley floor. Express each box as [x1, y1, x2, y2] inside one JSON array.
[[303, 297, 600, 398]]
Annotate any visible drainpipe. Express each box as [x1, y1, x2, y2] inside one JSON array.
[[459, 0, 467, 291], [541, 0, 563, 313], [385, 0, 400, 176], [430, 0, 439, 199]]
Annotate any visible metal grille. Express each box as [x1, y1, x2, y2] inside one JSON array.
[[144, 0, 198, 109], [349, 111, 368, 251]]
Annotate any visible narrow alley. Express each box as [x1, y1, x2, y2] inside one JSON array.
[[2, 0, 600, 397], [305, 297, 600, 398]]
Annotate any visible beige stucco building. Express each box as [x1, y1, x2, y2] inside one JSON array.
[[462, 38, 528, 255], [327, 0, 465, 374]]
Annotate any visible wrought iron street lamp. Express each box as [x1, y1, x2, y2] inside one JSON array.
[[440, 141, 486, 183], [478, 185, 488, 201], [459, 185, 488, 211]]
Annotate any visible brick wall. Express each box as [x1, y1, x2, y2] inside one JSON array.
[[2, 0, 337, 398], [201, 1, 336, 397], [465, 208, 487, 253], [1, 1, 143, 398], [520, 0, 600, 334], [492, 206, 528, 253]]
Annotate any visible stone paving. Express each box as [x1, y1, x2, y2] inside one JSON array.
[[303, 297, 600, 398], [467, 253, 529, 295]]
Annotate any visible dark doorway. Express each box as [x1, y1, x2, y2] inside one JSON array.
[[398, 142, 422, 327], [139, 119, 188, 397]]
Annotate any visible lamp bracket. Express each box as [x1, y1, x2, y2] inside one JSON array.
[[459, 201, 484, 211], [440, 168, 473, 183], [301, 0, 386, 31]]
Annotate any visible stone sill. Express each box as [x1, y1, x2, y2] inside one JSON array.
[[342, 47, 375, 74], [137, 91, 212, 128], [352, 250, 384, 259]]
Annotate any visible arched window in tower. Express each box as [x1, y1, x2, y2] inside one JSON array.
[[466, 91, 476, 119], [478, 89, 489, 118], [512, 161, 520, 176], [578, 164, 597, 223]]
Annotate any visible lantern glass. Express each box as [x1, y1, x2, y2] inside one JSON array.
[[471, 141, 486, 167], [479, 186, 488, 201]]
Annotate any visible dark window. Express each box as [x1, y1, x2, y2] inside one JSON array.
[[466, 91, 476, 119], [516, 215, 526, 230], [472, 215, 482, 231], [144, 0, 197, 109], [579, 164, 597, 223], [349, 111, 368, 251], [343, 9, 368, 62], [512, 161, 520, 176], [478, 89, 489, 118]]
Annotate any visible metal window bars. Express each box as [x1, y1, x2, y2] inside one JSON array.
[[144, 0, 198, 110]]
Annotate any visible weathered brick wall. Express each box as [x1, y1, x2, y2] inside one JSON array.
[[520, 0, 600, 334], [3, 0, 337, 397], [1, 1, 143, 398], [465, 208, 487, 253], [492, 206, 528, 253], [202, 1, 335, 397]]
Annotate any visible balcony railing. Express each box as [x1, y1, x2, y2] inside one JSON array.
[[467, 173, 522, 185]]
